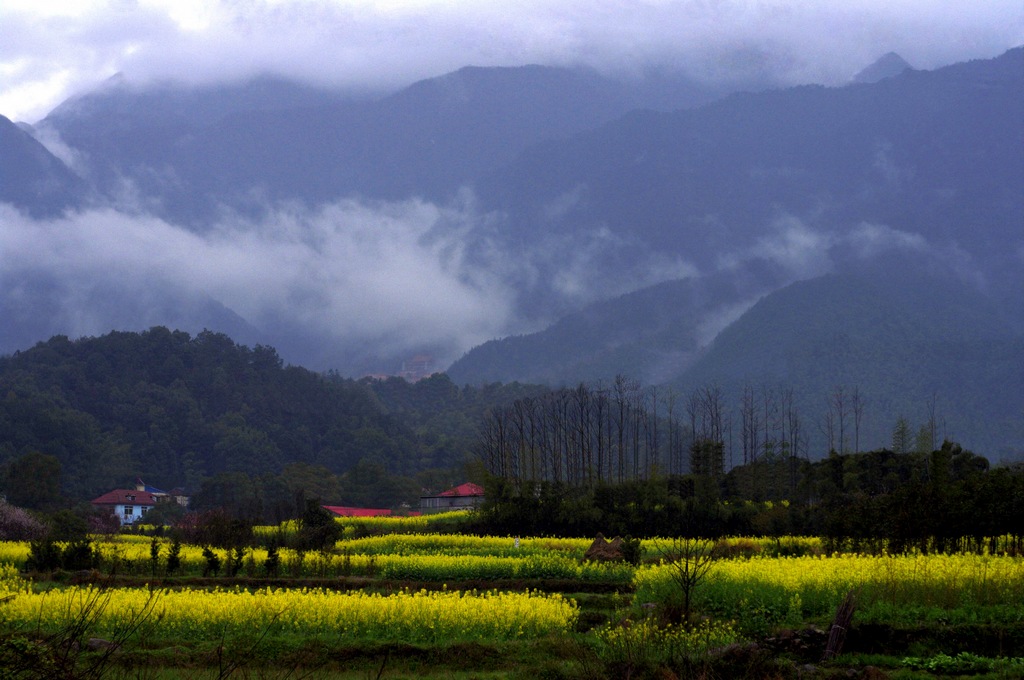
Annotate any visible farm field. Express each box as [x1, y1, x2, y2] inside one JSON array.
[[1, 521, 1022, 678]]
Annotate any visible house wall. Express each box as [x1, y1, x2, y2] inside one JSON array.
[[419, 495, 483, 510], [112, 503, 152, 525]]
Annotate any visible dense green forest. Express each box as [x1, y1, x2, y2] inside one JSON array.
[[0, 329, 538, 516]]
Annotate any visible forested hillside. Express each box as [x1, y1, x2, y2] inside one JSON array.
[[0, 329, 532, 511]]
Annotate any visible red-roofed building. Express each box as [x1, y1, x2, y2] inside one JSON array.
[[322, 506, 393, 518], [90, 489, 160, 525], [419, 482, 485, 512]]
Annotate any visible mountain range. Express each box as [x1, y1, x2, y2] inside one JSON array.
[[1, 48, 1022, 460]]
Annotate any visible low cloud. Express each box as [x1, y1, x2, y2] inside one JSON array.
[[0, 194, 694, 372], [2, 1, 1022, 121], [0, 199, 520, 369], [550, 226, 699, 304], [716, 214, 980, 285], [717, 214, 834, 281]]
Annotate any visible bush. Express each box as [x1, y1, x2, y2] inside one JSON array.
[[227, 546, 245, 577], [26, 539, 62, 572], [263, 544, 280, 577], [297, 500, 342, 551], [60, 539, 97, 571], [165, 538, 182, 575], [202, 546, 222, 576], [46, 509, 89, 542], [621, 536, 643, 566], [25, 539, 97, 572]]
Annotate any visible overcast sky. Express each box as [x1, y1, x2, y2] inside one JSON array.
[[2, 0, 1022, 123]]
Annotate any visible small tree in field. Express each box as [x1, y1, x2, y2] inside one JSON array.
[[659, 537, 717, 624], [165, 538, 182, 575]]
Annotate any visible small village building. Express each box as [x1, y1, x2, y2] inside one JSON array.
[[419, 482, 485, 512], [90, 478, 190, 525], [90, 489, 160, 525]]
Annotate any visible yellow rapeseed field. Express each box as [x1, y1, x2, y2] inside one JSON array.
[[634, 552, 1024, 631], [0, 581, 578, 644]]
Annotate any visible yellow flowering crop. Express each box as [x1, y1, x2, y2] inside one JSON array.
[[0, 585, 577, 644], [595, 618, 741, 665], [254, 511, 474, 540], [336, 533, 592, 558], [634, 552, 1024, 633]]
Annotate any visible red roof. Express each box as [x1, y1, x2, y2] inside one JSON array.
[[91, 489, 160, 506], [322, 506, 393, 517], [438, 482, 485, 497]]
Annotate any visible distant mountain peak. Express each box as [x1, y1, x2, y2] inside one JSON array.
[[852, 52, 912, 83]]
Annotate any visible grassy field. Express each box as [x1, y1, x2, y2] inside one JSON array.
[[1, 524, 1022, 678]]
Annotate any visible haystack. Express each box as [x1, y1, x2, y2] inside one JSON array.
[[584, 532, 626, 561]]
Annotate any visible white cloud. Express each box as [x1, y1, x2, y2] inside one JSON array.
[[2, 0, 1022, 122], [717, 214, 835, 280], [843, 222, 929, 259], [0, 186, 720, 369], [0, 199, 520, 366]]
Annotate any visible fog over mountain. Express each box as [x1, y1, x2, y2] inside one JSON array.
[[3, 1, 1021, 122], [1, 10, 1022, 457], [2, 48, 1022, 378]]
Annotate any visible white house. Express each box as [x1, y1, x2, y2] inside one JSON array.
[[90, 489, 160, 525]]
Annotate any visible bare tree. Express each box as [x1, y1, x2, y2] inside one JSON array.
[[830, 386, 848, 454], [762, 383, 780, 460], [926, 391, 939, 450], [781, 387, 801, 494], [820, 407, 836, 456], [658, 537, 718, 624], [664, 388, 678, 476], [614, 375, 629, 483], [740, 383, 759, 465], [688, 385, 725, 478], [593, 383, 608, 483], [892, 416, 912, 455], [851, 386, 865, 454]]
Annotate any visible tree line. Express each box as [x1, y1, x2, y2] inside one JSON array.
[[475, 441, 1024, 552], [477, 377, 969, 489], [475, 379, 1023, 550]]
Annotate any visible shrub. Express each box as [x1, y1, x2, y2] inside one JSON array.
[[263, 544, 280, 577], [621, 536, 643, 566], [25, 538, 97, 572], [202, 546, 221, 577], [227, 546, 245, 577], [165, 539, 182, 575], [26, 539, 62, 573], [60, 539, 97, 571]]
